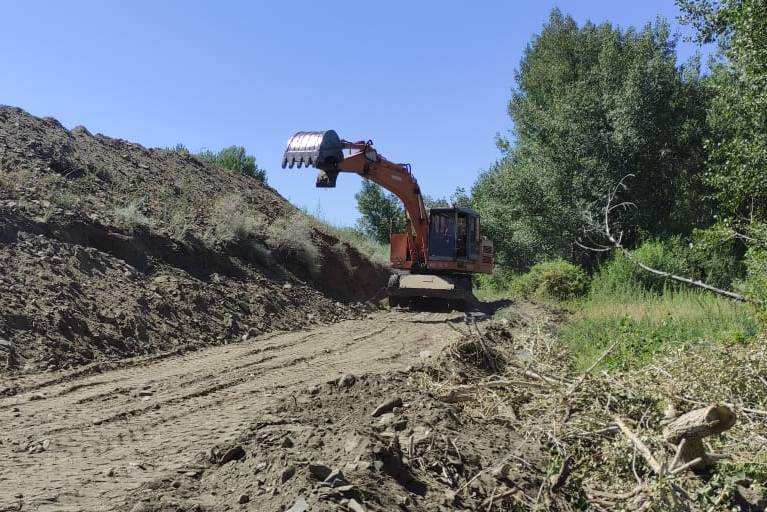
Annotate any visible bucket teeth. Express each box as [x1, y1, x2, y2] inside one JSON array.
[[281, 130, 343, 171]]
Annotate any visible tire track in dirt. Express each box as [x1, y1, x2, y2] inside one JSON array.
[[0, 310, 462, 511]]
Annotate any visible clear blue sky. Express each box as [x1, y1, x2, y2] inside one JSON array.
[[1, 1, 709, 226]]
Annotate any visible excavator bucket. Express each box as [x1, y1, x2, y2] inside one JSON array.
[[281, 130, 344, 171], [282, 130, 344, 188]]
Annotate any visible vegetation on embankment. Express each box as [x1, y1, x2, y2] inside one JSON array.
[[475, 244, 765, 373]]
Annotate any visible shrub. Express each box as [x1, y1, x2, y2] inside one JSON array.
[[266, 212, 322, 277], [206, 193, 266, 243], [688, 225, 745, 289], [591, 238, 697, 296], [514, 260, 589, 300], [740, 246, 767, 306], [114, 199, 151, 229]]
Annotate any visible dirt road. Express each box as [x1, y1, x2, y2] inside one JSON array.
[[0, 310, 463, 512]]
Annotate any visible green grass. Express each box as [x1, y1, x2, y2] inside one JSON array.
[[560, 288, 761, 371]]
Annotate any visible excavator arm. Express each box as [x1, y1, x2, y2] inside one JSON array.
[[282, 130, 429, 268]]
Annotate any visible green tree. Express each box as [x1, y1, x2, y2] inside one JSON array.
[[679, 0, 767, 220], [679, 0, 767, 303], [473, 10, 710, 268], [198, 146, 267, 183], [354, 180, 406, 244]]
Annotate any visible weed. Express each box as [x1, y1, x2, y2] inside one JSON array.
[[51, 190, 78, 209]]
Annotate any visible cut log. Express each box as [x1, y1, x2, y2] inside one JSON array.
[[662, 404, 736, 471]]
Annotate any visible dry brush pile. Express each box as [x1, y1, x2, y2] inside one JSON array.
[[414, 311, 767, 511]]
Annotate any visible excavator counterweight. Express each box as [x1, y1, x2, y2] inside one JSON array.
[[281, 130, 494, 310]]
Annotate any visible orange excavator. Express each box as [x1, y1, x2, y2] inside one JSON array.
[[282, 130, 493, 308]]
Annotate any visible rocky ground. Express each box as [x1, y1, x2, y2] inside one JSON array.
[[0, 106, 387, 372]]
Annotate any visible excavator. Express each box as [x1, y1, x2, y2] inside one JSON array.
[[282, 130, 493, 308]]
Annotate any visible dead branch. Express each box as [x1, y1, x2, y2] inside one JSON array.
[[614, 416, 663, 475], [579, 174, 750, 303]]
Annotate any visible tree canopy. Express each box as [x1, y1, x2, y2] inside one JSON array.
[[198, 146, 267, 183], [473, 10, 710, 268]]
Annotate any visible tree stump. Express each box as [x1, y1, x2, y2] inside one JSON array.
[[662, 404, 736, 470]]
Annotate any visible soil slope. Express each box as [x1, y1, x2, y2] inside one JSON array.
[[0, 106, 387, 372]]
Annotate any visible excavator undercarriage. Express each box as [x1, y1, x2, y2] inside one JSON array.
[[282, 130, 494, 310]]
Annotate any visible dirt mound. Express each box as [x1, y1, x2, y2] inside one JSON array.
[[124, 370, 545, 512], [0, 106, 387, 372]]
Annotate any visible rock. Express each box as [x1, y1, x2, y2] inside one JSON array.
[[308, 463, 332, 480], [129, 503, 151, 512], [280, 464, 296, 483], [283, 283, 292, 290], [281, 436, 294, 448], [106, 467, 115, 477], [30, 393, 45, 401], [337, 374, 356, 388], [348, 498, 366, 512], [237, 494, 250, 504], [171, 480, 181, 488], [322, 468, 347, 487], [371, 396, 403, 417], [307, 435, 324, 449], [219, 445, 246, 464], [286, 496, 308, 512], [137, 390, 153, 397]]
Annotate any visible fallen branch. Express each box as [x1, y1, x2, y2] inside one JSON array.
[[579, 174, 750, 303], [614, 416, 663, 475]]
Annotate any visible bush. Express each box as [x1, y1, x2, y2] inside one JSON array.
[[591, 238, 697, 296], [114, 199, 151, 229], [206, 193, 266, 243], [514, 260, 589, 300], [266, 212, 322, 277], [741, 247, 767, 306], [688, 225, 745, 289]]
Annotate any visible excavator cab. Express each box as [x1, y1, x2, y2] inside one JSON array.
[[428, 208, 481, 262]]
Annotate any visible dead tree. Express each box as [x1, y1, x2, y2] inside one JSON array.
[[577, 174, 749, 303]]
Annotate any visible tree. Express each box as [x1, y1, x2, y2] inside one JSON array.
[[472, 10, 710, 268], [198, 146, 267, 183], [354, 180, 406, 244], [679, 0, 767, 221], [678, 0, 767, 303]]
